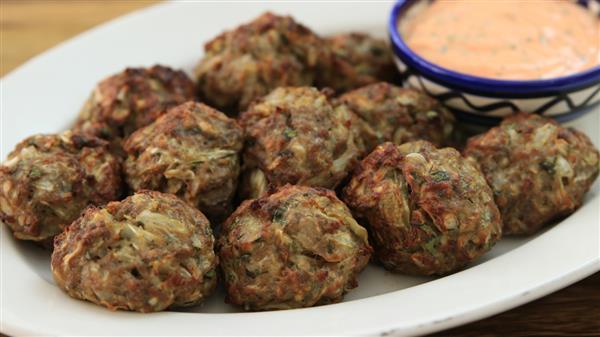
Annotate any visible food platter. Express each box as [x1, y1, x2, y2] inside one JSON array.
[[1, 2, 599, 336]]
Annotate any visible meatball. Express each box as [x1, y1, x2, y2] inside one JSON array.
[[319, 33, 398, 92], [74, 65, 196, 148], [464, 113, 600, 235], [123, 101, 243, 221], [239, 87, 365, 199], [194, 12, 331, 113], [51, 191, 218, 313], [336, 82, 456, 152], [218, 184, 372, 311], [343, 141, 502, 275], [0, 131, 122, 243]]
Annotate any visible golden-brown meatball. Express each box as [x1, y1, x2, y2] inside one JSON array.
[[239, 87, 365, 199], [0, 131, 122, 243], [464, 113, 599, 235], [219, 184, 372, 311], [74, 65, 196, 149], [319, 33, 398, 92], [195, 12, 331, 113], [336, 82, 455, 152], [343, 141, 502, 275], [123, 102, 243, 220], [51, 191, 218, 313]]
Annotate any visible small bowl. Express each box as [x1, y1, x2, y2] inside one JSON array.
[[388, 0, 600, 125]]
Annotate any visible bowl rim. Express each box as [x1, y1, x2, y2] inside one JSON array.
[[388, 0, 600, 98]]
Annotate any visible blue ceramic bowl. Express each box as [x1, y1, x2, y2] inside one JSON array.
[[388, 0, 600, 125]]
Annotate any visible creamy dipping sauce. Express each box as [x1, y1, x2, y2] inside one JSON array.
[[401, 0, 600, 80]]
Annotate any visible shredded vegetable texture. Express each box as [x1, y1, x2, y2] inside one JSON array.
[[336, 82, 455, 151], [464, 113, 599, 235], [319, 33, 397, 92], [51, 191, 217, 313], [124, 101, 243, 219], [0, 131, 122, 242], [75, 65, 195, 144], [195, 12, 331, 112], [219, 185, 371, 310], [239, 87, 364, 199], [343, 141, 502, 275]]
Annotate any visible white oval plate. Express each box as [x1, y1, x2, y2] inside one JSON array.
[[1, 2, 599, 336]]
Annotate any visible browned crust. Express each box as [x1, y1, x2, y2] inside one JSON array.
[[51, 190, 217, 312], [238, 86, 364, 199], [319, 33, 398, 92], [74, 65, 196, 143], [219, 184, 372, 310], [343, 141, 502, 275], [336, 82, 456, 151], [464, 112, 600, 235], [195, 12, 331, 113], [0, 131, 122, 242], [123, 101, 243, 220]]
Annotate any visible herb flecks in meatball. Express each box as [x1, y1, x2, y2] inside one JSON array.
[[195, 12, 331, 113], [123, 102, 243, 220], [343, 141, 502, 275], [0, 131, 122, 242], [51, 191, 217, 313], [319, 33, 398, 92], [219, 185, 371, 311], [239, 86, 365, 199], [75, 65, 196, 147], [464, 113, 600, 235], [336, 82, 455, 152]]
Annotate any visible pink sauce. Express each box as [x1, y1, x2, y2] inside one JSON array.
[[401, 0, 600, 80]]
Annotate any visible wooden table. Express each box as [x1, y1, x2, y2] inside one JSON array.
[[1, 1, 599, 336]]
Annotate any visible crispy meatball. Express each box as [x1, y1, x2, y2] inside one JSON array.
[[194, 12, 331, 113], [75, 65, 196, 146], [51, 191, 217, 313], [464, 113, 600, 235], [336, 82, 456, 151], [239, 87, 365, 199], [218, 184, 371, 311], [343, 141, 502, 275], [123, 102, 243, 220], [0, 131, 122, 243], [319, 33, 398, 92]]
